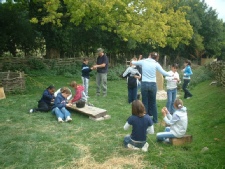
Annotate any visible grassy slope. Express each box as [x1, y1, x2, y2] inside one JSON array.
[[0, 76, 224, 168]]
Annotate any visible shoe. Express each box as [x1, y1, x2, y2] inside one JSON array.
[[186, 97, 191, 99], [103, 94, 107, 97], [127, 144, 140, 150], [29, 109, 33, 113], [142, 142, 149, 152], [87, 103, 94, 106], [96, 93, 100, 96], [58, 117, 64, 123], [66, 116, 72, 122]]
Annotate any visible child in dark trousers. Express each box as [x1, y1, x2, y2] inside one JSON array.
[[29, 85, 55, 113], [123, 59, 141, 103], [123, 100, 154, 152], [81, 58, 93, 97], [182, 60, 193, 99]]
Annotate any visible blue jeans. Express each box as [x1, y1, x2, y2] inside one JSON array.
[[82, 77, 89, 96], [52, 107, 71, 120], [128, 87, 137, 103], [182, 79, 192, 98], [156, 127, 176, 141], [141, 82, 158, 123], [124, 135, 146, 148], [166, 88, 177, 114]]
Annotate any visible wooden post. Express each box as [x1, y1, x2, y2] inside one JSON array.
[[0, 87, 6, 99]]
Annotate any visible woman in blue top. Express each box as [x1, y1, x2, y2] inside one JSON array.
[[182, 60, 193, 99], [132, 52, 172, 123]]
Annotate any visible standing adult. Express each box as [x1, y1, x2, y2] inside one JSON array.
[[93, 48, 108, 97], [132, 52, 172, 123]]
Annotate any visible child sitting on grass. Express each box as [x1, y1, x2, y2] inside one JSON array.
[[29, 85, 55, 113], [69, 81, 88, 107], [52, 87, 72, 123], [123, 100, 154, 152], [156, 98, 188, 143]]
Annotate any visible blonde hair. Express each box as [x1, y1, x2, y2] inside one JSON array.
[[174, 98, 183, 109], [61, 87, 71, 94], [70, 81, 77, 88]]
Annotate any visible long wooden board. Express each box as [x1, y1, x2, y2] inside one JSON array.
[[68, 104, 107, 118]]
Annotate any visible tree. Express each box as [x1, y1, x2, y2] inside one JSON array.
[[30, 0, 193, 58]]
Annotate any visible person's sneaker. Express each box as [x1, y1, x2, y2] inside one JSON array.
[[87, 103, 94, 106], [96, 93, 100, 96], [29, 109, 33, 113], [58, 117, 64, 123], [141, 142, 149, 152], [66, 116, 72, 122], [127, 144, 140, 150], [103, 94, 107, 97]]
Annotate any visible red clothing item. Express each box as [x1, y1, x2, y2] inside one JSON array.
[[71, 85, 85, 103]]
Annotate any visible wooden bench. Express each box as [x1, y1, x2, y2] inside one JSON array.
[[169, 135, 193, 146], [67, 104, 111, 121]]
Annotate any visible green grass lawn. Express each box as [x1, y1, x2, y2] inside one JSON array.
[[0, 75, 224, 168]]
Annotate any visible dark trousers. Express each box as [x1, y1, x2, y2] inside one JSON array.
[[34, 101, 52, 112], [182, 79, 192, 98], [128, 87, 137, 104], [141, 82, 158, 123]]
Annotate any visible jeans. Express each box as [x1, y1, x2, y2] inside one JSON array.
[[156, 127, 176, 141], [166, 88, 177, 114], [82, 77, 89, 96], [128, 87, 137, 103], [141, 82, 158, 123], [52, 107, 71, 120], [96, 73, 107, 95], [124, 135, 146, 148], [182, 79, 192, 98]]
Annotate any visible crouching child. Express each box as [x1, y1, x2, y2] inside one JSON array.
[[123, 100, 154, 152]]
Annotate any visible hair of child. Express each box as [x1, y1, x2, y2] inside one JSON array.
[[47, 85, 55, 90], [174, 98, 183, 109], [70, 81, 77, 88], [172, 63, 179, 69], [185, 59, 191, 66], [83, 58, 88, 62], [132, 100, 146, 117], [61, 87, 71, 94]]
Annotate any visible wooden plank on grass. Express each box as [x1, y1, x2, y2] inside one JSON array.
[[68, 105, 107, 118]]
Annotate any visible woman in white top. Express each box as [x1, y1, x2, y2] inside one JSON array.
[[165, 63, 180, 114]]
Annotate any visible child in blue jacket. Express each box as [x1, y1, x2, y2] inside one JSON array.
[[182, 60, 193, 99], [52, 87, 72, 122]]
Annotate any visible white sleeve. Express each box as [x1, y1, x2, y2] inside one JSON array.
[[54, 88, 61, 97], [123, 122, 131, 130], [146, 125, 154, 134], [122, 67, 131, 77], [164, 114, 180, 125]]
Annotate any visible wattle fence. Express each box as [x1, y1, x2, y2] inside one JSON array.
[[208, 61, 225, 87]]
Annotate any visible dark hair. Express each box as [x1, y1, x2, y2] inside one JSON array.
[[185, 59, 191, 66], [47, 85, 55, 90], [150, 52, 159, 60], [172, 63, 179, 69], [132, 100, 146, 117], [83, 58, 88, 62]]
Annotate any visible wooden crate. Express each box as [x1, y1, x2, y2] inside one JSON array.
[[170, 135, 193, 146], [0, 71, 25, 92]]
